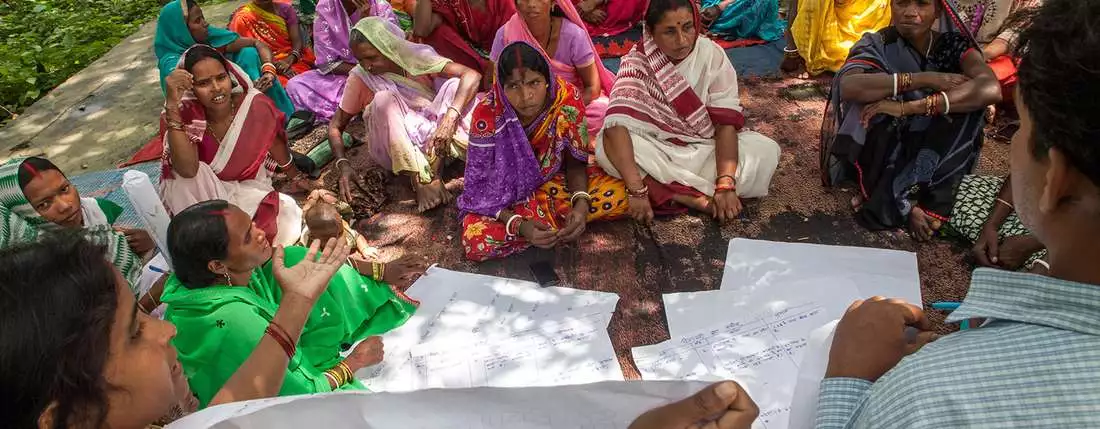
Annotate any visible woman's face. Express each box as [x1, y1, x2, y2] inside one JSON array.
[[186, 4, 210, 43], [892, 0, 937, 38], [352, 40, 400, 75], [503, 67, 551, 124], [650, 7, 697, 61], [21, 168, 83, 228], [189, 57, 234, 109], [515, 0, 553, 24], [100, 266, 188, 429], [215, 206, 274, 275]]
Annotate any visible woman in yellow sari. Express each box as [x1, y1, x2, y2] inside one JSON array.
[[781, 0, 892, 76], [229, 0, 317, 85]]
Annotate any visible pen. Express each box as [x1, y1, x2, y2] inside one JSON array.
[[931, 301, 960, 311], [149, 265, 169, 274]]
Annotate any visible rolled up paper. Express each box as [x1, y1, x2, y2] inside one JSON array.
[[122, 170, 173, 268]]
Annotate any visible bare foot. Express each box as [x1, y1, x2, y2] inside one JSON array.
[[908, 207, 942, 242], [414, 179, 450, 213], [671, 194, 714, 215], [850, 195, 864, 212]]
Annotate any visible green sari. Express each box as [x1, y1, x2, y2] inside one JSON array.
[[161, 246, 417, 408], [154, 0, 296, 121]]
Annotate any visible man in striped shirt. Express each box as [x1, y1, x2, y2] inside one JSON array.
[[815, 0, 1100, 427]]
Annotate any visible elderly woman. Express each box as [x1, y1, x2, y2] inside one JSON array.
[[160, 45, 313, 247], [161, 200, 420, 407], [412, 0, 517, 83], [155, 0, 296, 120], [328, 17, 481, 213], [285, 0, 399, 120], [820, 0, 1001, 240], [491, 0, 616, 142], [229, 0, 317, 85], [0, 234, 758, 428], [0, 157, 159, 293], [458, 42, 629, 261], [595, 0, 781, 223]]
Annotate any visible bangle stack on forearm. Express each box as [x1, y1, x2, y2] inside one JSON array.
[[323, 361, 354, 388]]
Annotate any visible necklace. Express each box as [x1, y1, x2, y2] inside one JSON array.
[[207, 99, 238, 145], [925, 31, 934, 57]]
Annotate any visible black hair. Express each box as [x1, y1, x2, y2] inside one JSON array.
[[168, 199, 231, 288], [305, 202, 343, 231], [183, 0, 198, 11], [498, 42, 551, 85], [1013, 0, 1100, 188], [0, 234, 119, 429], [16, 156, 63, 191], [182, 44, 225, 73], [644, 0, 695, 30]]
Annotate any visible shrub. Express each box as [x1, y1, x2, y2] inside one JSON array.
[[0, 0, 164, 122]]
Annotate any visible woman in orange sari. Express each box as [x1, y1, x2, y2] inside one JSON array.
[[229, 0, 317, 85]]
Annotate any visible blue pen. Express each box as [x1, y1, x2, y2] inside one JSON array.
[[931, 301, 961, 311], [148, 265, 169, 274]]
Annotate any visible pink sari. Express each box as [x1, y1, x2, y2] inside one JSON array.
[[160, 47, 303, 246], [493, 0, 614, 143]]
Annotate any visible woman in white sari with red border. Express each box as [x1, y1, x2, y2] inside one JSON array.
[[160, 45, 308, 246], [595, 0, 780, 223]]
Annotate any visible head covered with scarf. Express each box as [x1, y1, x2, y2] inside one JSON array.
[[0, 158, 143, 290], [154, 0, 241, 93], [458, 41, 589, 218]]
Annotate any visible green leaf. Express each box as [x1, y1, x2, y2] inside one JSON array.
[[25, 76, 36, 84], [32, 4, 47, 13]]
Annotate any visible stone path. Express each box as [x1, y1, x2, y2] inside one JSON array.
[[0, 1, 244, 173]]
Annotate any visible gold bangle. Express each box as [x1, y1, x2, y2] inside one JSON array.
[[338, 361, 355, 382]]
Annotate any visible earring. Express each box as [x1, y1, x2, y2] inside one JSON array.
[[224, 272, 233, 286]]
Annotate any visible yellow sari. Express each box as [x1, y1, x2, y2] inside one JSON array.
[[791, 0, 892, 75]]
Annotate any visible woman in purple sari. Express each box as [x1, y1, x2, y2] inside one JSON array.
[[286, 0, 399, 121]]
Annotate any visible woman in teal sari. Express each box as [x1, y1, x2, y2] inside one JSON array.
[[160, 200, 421, 407], [155, 0, 296, 120]]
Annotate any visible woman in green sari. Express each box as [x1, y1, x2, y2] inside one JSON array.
[[155, 0, 297, 120], [161, 200, 420, 407]]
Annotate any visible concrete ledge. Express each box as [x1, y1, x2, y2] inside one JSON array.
[[0, 0, 243, 173]]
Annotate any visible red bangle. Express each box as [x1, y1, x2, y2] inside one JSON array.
[[715, 184, 736, 193], [265, 322, 295, 359]]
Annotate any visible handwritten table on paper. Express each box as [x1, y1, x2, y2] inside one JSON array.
[[634, 279, 861, 429]]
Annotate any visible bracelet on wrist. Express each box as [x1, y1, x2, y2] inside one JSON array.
[[570, 191, 592, 207], [627, 185, 649, 199]]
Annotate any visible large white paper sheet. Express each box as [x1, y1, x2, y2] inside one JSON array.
[[635, 280, 860, 429], [361, 267, 621, 392], [720, 238, 922, 305], [168, 380, 713, 429], [409, 313, 623, 389], [663, 277, 860, 338]]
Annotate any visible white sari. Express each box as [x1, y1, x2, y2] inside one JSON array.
[[595, 36, 780, 198]]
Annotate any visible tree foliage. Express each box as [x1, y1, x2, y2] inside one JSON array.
[[0, 0, 163, 120]]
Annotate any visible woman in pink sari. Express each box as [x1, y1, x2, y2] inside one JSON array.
[[285, 0, 398, 121], [328, 17, 481, 213], [491, 0, 615, 144], [160, 45, 311, 246]]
